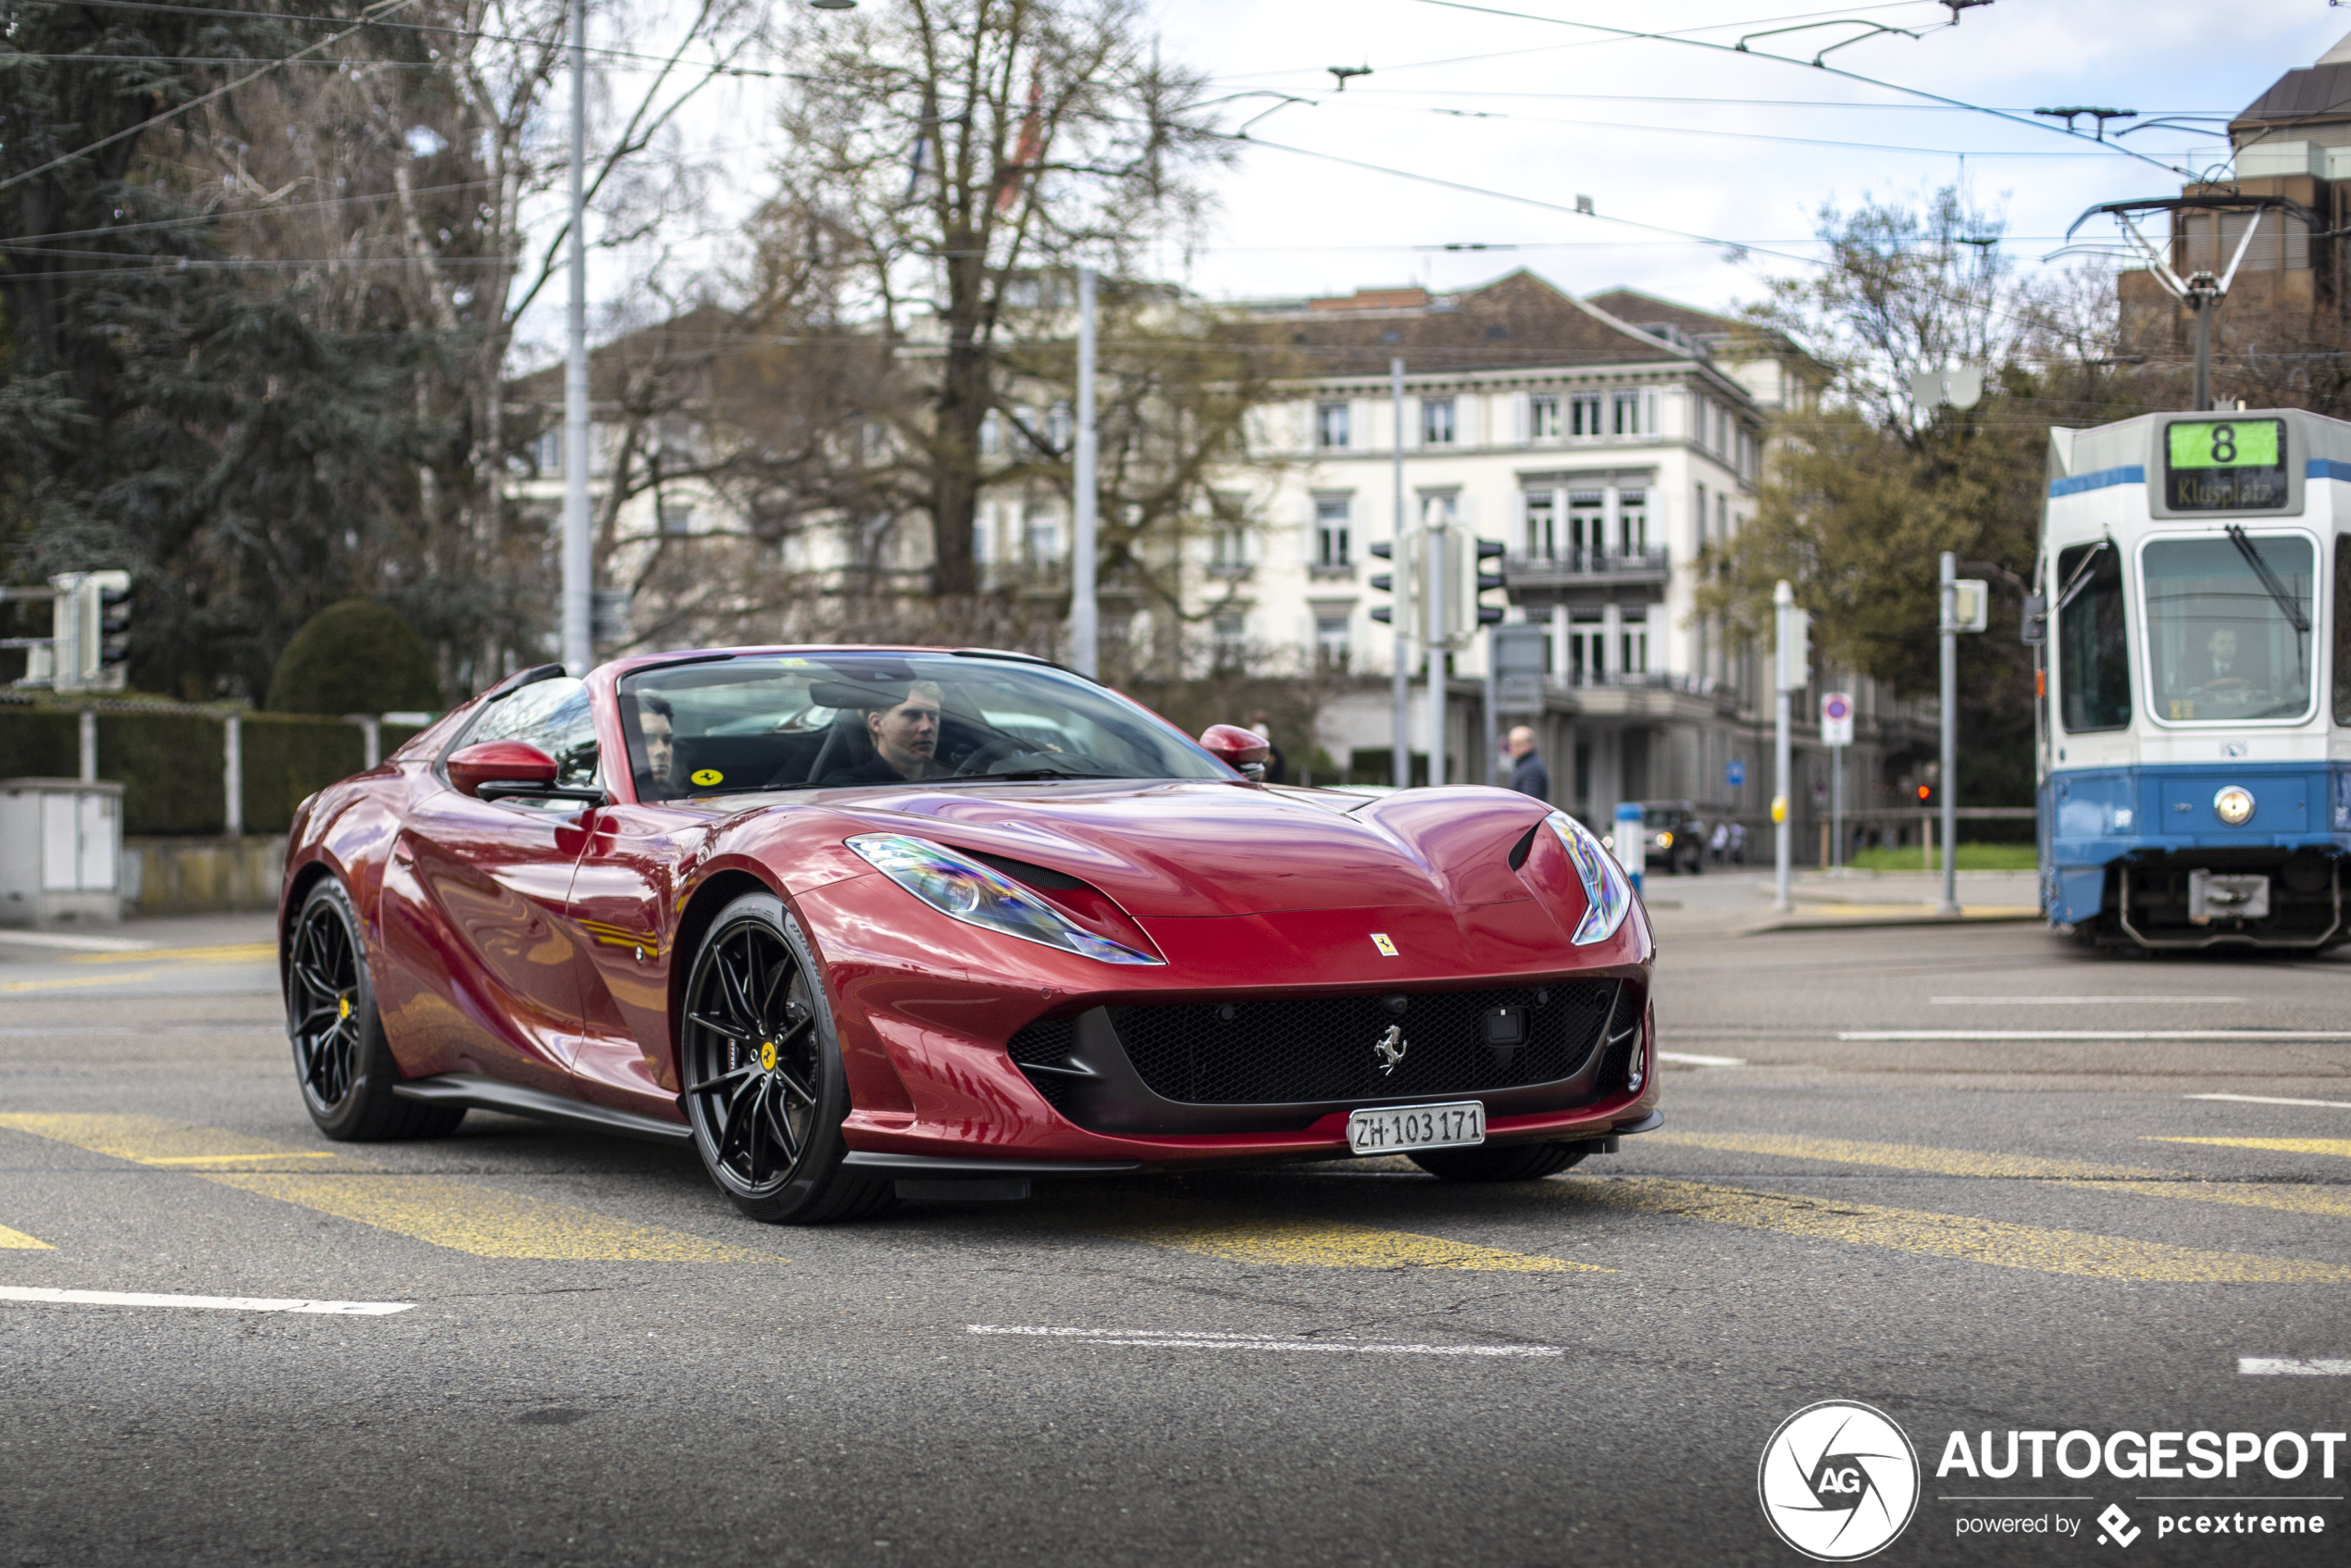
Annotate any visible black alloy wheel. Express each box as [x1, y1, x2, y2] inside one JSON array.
[[286, 878, 463, 1140], [679, 892, 894, 1224]]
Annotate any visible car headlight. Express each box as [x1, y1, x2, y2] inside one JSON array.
[[845, 834, 1163, 965], [1545, 812, 1633, 946], [1654, 830, 1673, 850]]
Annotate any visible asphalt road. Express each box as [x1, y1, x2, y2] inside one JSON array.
[[4, 893, 2350, 1567]]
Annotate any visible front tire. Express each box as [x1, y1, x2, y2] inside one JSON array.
[[678, 892, 896, 1225], [286, 877, 464, 1141], [1410, 1141, 1587, 1182]]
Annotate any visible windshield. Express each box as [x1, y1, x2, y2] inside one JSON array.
[[616, 653, 1228, 801], [2142, 533, 2315, 723]]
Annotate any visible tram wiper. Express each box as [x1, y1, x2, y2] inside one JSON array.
[[2053, 538, 2111, 613], [2223, 524, 2310, 636]]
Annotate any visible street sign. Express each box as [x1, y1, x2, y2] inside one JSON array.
[[1820, 691, 1854, 747], [1726, 759, 1746, 790], [1949, 579, 1989, 634]]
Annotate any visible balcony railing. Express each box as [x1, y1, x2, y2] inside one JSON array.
[[1555, 669, 1722, 696], [1503, 547, 1670, 587]]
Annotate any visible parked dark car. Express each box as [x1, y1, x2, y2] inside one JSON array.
[[1641, 802, 1706, 877]]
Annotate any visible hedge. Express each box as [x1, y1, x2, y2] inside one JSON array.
[[2, 703, 429, 837]]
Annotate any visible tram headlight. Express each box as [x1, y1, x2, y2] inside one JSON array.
[[2214, 786, 2257, 827]]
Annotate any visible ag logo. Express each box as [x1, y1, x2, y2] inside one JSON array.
[[1758, 1400, 1920, 1562]]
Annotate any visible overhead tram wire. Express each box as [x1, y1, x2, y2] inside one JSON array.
[[1400, 0, 2201, 180], [0, 0, 428, 197]]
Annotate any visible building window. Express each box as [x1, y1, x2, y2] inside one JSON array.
[[1025, 504, 1061, 563], [1421, 397, 1456, 446], [1571, 393, 1603, 437], [1567, 609, 1605, 685], [1695, 482, 1707, 547], [1314, 609, 1351, 669], [1524, 492, 1558, 559], [1612, 391, 1642, 436], [1530, 394, 1561, 440], [1213, 614, 1247, 667], [1046, 402, 1072, 453], [1315, 401, 1351, 450], [659, 504, 694, 539], [1621, 607, 1650, 675], [1314, 496, 1351, 567], [1569, 492, 1605, 565], [1619, 489, 1649, 554], [1210, 525, 1249, 572], [535, 430, 561, 473], [979, 411, 1002, 458], [1716, 492, 1729, 540]]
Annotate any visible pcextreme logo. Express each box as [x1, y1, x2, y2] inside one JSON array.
[[1759, 1400, 1922, 1562]]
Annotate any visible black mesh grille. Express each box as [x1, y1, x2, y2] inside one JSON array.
[[1007, 1017, 1079, 1114], [1109, 982, 1618, 1105]]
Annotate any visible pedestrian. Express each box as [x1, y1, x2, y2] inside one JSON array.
[[1247, 710, 1287, 785], [1505, 726, 1549, 800]]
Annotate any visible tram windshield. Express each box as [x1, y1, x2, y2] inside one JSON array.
[[2142, 532, 2315, 723]]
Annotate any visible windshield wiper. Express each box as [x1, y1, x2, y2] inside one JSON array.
[[2224, 524, 2310, 635]]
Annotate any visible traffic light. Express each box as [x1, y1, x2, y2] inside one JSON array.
[[96, 577, 131, 671], [1464, 536, 1505, 631], [1367, 538, 1419, 641], [1915, 783, 1933, 806]]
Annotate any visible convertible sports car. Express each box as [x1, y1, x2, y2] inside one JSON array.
[[279, 646, 1659, 1224]]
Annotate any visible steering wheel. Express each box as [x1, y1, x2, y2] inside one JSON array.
[[2201, 677, 2254, 695], [953, 736, 1045, 776]]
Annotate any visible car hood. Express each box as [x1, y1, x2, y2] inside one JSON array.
[[817, 779, 1545, 918]]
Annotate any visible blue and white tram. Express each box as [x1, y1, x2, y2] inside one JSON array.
[[2040, 407, 2351, 950]]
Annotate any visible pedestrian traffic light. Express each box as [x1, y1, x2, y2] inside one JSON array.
[[96, 577, 132, 670], [1367, 538, 1419, 641], [1454, 536, 1506, 637]]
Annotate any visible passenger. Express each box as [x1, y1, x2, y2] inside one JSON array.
[[824, 680, 948, 785], [638, 693, 678, 797]]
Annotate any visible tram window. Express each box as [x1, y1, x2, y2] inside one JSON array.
[[2143, 534, 2314, 723], [2057, 541, 2131, 732], [2335, 539, 2351, 725]]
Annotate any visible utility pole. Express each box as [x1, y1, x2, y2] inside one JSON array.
[[1772, 579, 1804, 914], [1938, 552, 1960, 915], [1426, 501, 1447, 790], [1070, 265, 1099, 678], [559, 0, 591, 676], [1390, 357, 1409, 788]]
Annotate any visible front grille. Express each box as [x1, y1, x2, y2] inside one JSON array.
[[1108, 982, 1618, 1105]]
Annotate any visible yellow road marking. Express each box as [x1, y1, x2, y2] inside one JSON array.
[[2152, 1137, 2351, 1160], [205, 1174, 757, 1262], [1549, 1178, 2351, 1283], [1088, 1201, 1604, 1273], [1648, 1130, 2166, 1180], [0, 969, 170, 993], [0, 1113, 753, 1262], [0, 1224, 53, 1250], [68, 943, 276, 964], [2094, 1181, 2351, 1221]]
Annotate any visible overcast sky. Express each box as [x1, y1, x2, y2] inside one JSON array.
[[1145, 0, 2340, 316]]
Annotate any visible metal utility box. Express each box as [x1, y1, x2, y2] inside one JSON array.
[[0, 778, 126, 926]]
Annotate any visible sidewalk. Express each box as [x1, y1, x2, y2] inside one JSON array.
[[1640, 869, 2042, 938]]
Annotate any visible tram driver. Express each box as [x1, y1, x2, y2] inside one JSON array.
[[2186, 624, 2267, 702]]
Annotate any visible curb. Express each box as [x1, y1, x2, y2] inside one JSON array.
[[1736, 908, 2043, 937]]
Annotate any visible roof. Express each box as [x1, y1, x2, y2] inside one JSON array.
[[2231, 58, 2351, 140], [1232, 268, 1723, 381]]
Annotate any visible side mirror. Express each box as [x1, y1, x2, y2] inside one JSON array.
[[448, 740, 558, 798], [1199, 724, 1270, 782]]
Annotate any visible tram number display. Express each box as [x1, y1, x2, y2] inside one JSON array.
[[2165, 418, 2288, 511]]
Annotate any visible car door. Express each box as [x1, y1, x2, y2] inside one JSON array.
[[376, 677, 603, 1091], [566, 798, 705, 1107]]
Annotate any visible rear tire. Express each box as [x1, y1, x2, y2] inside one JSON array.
[[286, 877, 465, 1141], [1409, 1140, 1587, 1182], [678, 892, 897, 1225]]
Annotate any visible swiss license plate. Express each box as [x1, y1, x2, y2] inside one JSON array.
[[1347, 1100, 1486, 1156]]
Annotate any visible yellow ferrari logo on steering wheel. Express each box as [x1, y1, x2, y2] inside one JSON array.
[[690, 768, 724, 787]]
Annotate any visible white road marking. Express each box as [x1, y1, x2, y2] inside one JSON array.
[[2190, 1094, 2351, 1111], [0, 1286, 413, 1316], [2240, 1357, 2351, 1376], [0, 931, 151, 952], [1659, 1052, 1748, 1067], [967, 1325, 1562, 1357], [1838, 1030, 2351, 1042], [1930, 995, 2242, 1005]]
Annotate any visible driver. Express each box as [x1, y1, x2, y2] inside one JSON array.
[[824, 680, 947, 786], [637, 693, 679, 797], [2188, 626, 2264, 694]]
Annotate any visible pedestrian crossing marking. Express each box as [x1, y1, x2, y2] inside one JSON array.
[[2150, 1138, 2351, 1161], [0, 1114, 754, 1262], [67, 943, 276, 964], [0, 1223, 52, 1250], [1086, 1201, 1605, 1273], [1549, 1178, 2351, 1284], [205, 1175, 758, 1262]]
